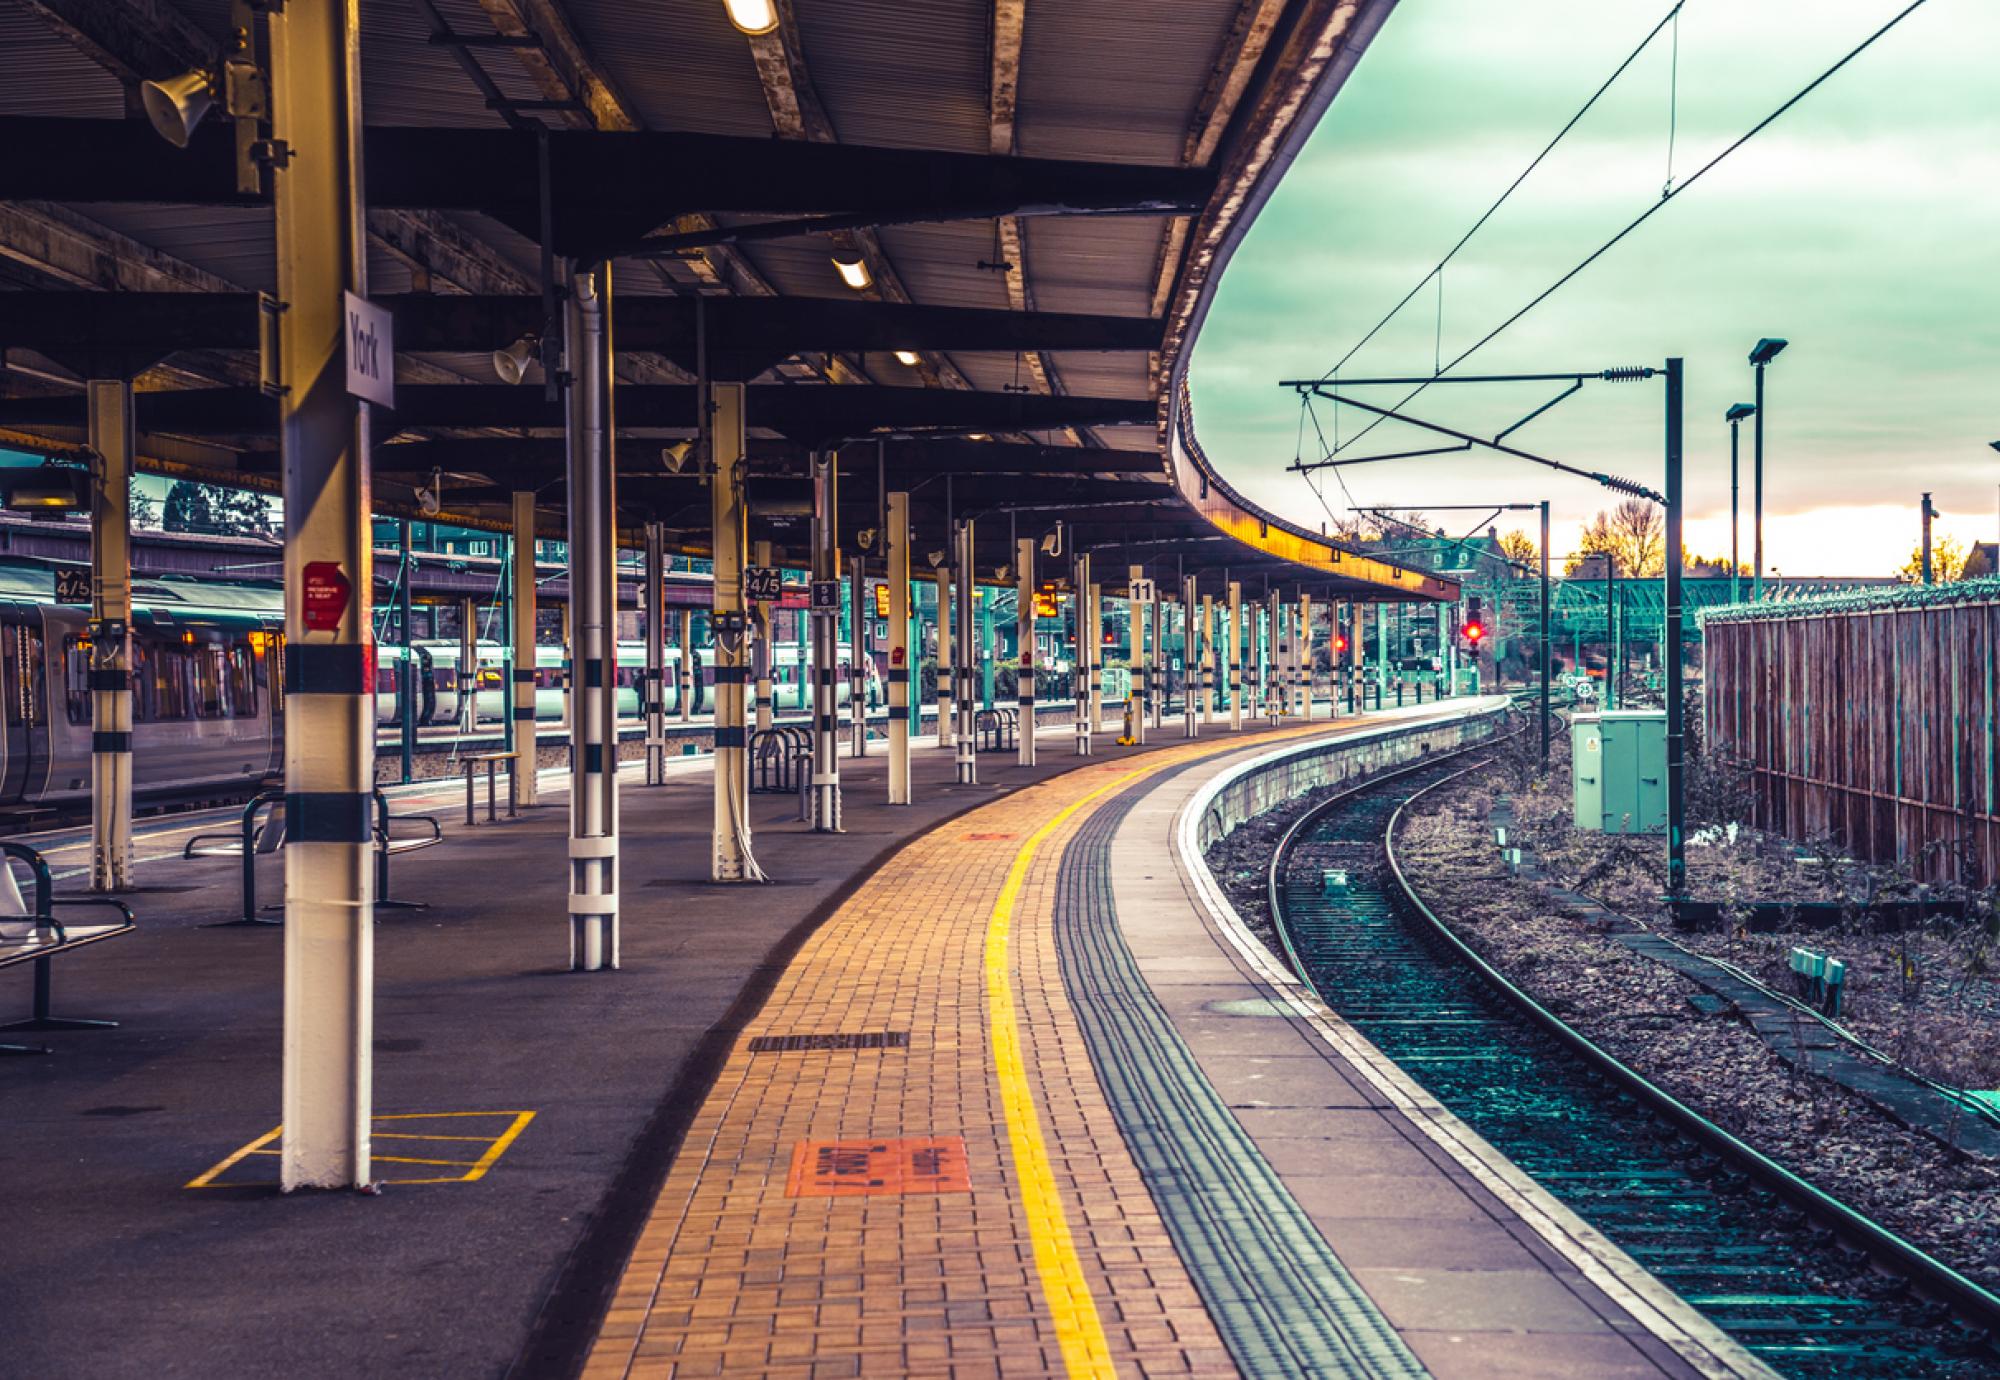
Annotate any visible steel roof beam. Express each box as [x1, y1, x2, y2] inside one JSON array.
[[0, 118, 1217, 260], [351, 436, 1163, 478], [0, 292, 1161, 368], [0, 384, 1154, 441]]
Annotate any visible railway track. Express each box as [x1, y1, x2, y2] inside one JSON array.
[[1268, 748, 2000, 1380]]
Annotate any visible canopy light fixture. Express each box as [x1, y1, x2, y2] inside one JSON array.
[[722, 0, 779, 36], [831, 247, 873, 292], [893, 350, 920, 367], [1, 463, 90, 517], [141, 68, 217, 148]]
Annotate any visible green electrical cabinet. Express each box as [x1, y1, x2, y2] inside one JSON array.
[[1571, 710, 1667, 834]]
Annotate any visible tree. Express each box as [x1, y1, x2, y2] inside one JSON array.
[[162, 481, 274, 537], [1563, 499, 1665, 577], [1897, 535, 1969, 584], [129, 488, 158, 529], [1498, 529, 1538, 569], [1683, 552, 1744, 577]]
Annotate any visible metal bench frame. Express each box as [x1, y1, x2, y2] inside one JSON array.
[[749, 726, 814, 820], [184, 789, 443, 926], [974, 708, 1018, 754], [0, 841, 135, 1055]]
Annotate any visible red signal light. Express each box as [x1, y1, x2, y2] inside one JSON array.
[[1463, 622, 1485, 644], [1333, 635, 1348, 653]]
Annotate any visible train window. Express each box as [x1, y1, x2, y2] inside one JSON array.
[[62, 636, 91, 725], [227, 643, 257, 717]]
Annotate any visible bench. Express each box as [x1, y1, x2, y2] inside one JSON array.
[[0, 841, 135, 1055], [184, 789, 443, 925], [974, 708, 1018, 754], [462, 751, 517, 825]]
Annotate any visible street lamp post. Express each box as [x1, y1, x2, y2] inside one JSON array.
[[1749, 337, 1787, 600], [1664, 356, 1687, 901], [1725, 403, 1756, 604]]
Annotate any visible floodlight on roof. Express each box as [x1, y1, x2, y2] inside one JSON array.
[[140, 68, 217, 148], [722, 0, 779, 35]]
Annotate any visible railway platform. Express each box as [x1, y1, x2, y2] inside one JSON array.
[[0, 698, 1775, 1380]]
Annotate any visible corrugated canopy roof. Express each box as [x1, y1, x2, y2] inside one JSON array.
[[0, 0, 1453, 602]]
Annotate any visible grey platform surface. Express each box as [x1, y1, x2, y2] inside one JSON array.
[[1, 720, 1285, 1380]]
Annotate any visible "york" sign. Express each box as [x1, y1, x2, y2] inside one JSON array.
[[343, 290, 395, 408]]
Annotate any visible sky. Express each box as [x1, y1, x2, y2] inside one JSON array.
[[1187, 0, 2000, 577]]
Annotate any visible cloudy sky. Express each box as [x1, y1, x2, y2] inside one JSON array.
[[1188, 0, 1998, 576]]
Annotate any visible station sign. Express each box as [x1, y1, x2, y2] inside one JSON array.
[[342, 291, 394, 408], [873, 583, 891, 618], [1130, 578, 1156, 603], [302, 561, 352, 632], [743, 565, 783, 602], [1033, 590, 1059, 618], [53, 568, 91, 603], [809, 579, 841, 615]]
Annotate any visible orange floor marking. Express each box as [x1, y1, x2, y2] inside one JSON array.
[[785, 1136, 972, 1198]]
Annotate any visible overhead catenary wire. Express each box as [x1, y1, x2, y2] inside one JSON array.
[[1311, 0, 1934, 461], [1314, 0, 1687, 387]]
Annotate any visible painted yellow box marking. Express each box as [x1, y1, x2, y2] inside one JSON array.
[[186, 1110, 536, 1189]]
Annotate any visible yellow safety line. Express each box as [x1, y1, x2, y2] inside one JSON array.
[[986, 760, 1158, 1380], [185, 1125, 281, 1188], [459, 1110, 536, 1182]]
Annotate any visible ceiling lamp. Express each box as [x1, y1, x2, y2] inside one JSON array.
[[722, 0, 780, 35], [0, 464, 90, 517], [893, 350, 920, 367], [831, 247, 873, 292]]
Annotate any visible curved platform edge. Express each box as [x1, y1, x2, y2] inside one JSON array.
[[1127, 721, 1777, 1380]]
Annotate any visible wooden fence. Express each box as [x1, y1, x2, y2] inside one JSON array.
[[1704, 584, 2000, 885]]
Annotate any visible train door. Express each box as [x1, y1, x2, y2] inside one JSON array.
[[0, 617, 48, 801], [265, 630, 285, 776]]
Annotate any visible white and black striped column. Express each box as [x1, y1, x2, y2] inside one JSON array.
[[512, 491, 539, 807], [954, 520, 978, 784], [274, 0, 376, 1189], [1182, 575, 1199, 738], [1126, 565, 1147, 745], [935, 563, 954, 751], [1072, 551, 1092, 756], [709, 384, 762, 881], [810, 452, 843, 830], [1016, 536, 1036, 768], [564, 264, 619, 973], [87, 379, 133, 892], [886, 493, 912, 803], [643, 520, 667, 785], [1228, 581, 1243, 731], [752, 539, 775, 735]]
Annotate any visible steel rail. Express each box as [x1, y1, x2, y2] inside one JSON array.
[[1372, 760, 2000, 1343]]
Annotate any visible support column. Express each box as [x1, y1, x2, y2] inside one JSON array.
[[954, 520, 978, 784], [564, 264, 619, 973], [1228, 582, 1243, 731], [678, 609, 694, 723], [1072, 552, 1092, 756], [87, 380, 133, 893], [886, 493, 912, 803], [1376, 603, 1389, 710], [849, 554, 867, 758], [1298, 593, 1314, 719], [274, 0, 374, 1190], [710, 383, 762, 881], [1087, 579, 1104, 733], [643, 522, 667, 784], [1200, 592, 1215, 727], [935, 562, 954, 749], [752, 539, 774, 734], [1182, 575, 1199, 738], [1265, 594, 1281, 725], [811, 452, 843, 829], [1150, 598, 1165, 730], [1016, 537, 1036, 767], [1126, 566, 1147, 745], [511, 492, 538, 807], [458, 596, 477, 731]]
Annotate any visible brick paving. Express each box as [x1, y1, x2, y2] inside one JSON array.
[[582, 726, 1349, 1380]]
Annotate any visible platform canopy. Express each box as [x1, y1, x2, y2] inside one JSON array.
[[0, 0, 1452, 603]]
